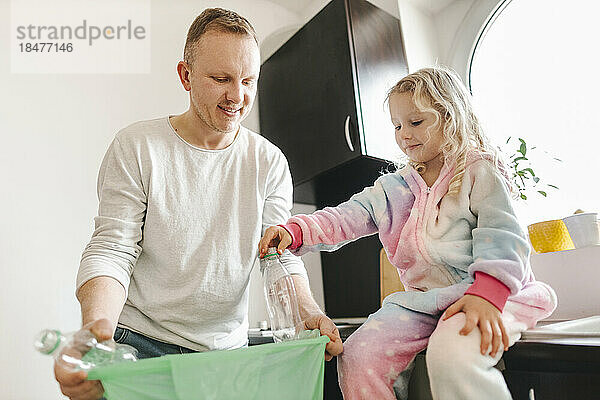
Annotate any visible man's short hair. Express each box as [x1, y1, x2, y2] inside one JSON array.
[[184, 8, 258, 66]]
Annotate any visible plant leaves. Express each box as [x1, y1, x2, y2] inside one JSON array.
[[519, 141, 527, 156], [504, 135, 561, 199]]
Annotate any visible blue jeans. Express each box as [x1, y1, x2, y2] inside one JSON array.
[[113, 326, 197, 359]]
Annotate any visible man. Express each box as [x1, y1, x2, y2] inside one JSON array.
[[55, 8, 342, 399]]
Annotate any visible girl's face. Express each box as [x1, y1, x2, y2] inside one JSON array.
[[389, 92, 445, 165]]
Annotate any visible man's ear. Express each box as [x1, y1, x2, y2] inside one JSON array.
[[176, 61, 192, 91]]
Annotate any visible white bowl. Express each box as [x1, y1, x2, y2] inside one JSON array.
[[562, 212, 599, 249]]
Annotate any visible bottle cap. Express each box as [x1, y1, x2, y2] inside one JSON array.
[[34, 329, 62, 355], [263, 247, 279, 259]]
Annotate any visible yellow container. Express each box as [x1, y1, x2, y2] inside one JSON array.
[[528, 219, 575, 253]]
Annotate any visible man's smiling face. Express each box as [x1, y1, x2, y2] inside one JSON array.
[[187, 30, 260, 135]]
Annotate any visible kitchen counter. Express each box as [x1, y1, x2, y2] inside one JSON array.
[[249, 316, 600, 400], [503, 316, 600, 399]]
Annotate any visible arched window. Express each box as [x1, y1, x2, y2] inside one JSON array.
[[469, 0, 599, 226]]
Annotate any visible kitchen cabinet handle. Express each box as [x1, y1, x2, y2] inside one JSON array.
[[344, 115, 355, 152]]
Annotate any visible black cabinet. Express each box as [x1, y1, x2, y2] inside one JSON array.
[[258, 0, 408, 205], [258, 0, 408, 320]]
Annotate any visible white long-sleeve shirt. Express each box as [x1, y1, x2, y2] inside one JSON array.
[[76, 116, 307, 351]]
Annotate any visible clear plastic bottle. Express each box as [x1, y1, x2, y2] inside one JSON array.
[[260, 248, 303, 342], [34, 328, 138, 371]]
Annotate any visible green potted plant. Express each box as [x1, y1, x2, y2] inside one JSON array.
[[504, 137, 560, 200]]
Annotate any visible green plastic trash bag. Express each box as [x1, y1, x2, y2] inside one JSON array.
[[87, 335, 330, 400]]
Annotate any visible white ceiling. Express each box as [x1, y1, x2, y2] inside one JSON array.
[[274, 0, 318, 15], [273, 0, 457, 17], [405, 0, 457, 14]]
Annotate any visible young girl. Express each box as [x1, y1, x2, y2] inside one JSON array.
[[259, 66, 556, 400]]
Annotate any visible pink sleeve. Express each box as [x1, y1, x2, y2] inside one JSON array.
[[464, 271, 511, 312], [279, 223, 303, 250]]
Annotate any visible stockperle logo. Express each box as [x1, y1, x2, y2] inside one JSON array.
[[16, 20, 147, 46], [11, 0, 151, 74]]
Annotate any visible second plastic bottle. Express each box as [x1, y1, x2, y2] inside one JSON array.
[[260, 248, 303, 342], [34, 328, 138, 371]]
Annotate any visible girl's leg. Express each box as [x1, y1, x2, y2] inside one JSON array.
[[337, 302, 438, 400], [426, 311, 526, 400]]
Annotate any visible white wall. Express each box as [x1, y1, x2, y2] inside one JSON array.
[[0, 1, 322, 398], [531, 246, 600, 321], [398, 0, 500, 80], [397, 1, 440, 70], [435, 0, 500, 79]]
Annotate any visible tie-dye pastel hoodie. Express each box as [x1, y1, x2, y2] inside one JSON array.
[[283, 154, 557, 327]]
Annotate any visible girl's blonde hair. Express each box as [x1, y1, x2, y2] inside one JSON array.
[[387, 66, 510, 195]]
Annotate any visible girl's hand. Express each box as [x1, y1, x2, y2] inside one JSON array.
[[442, 294, 509, 357], [258, 226, 292, 257]]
